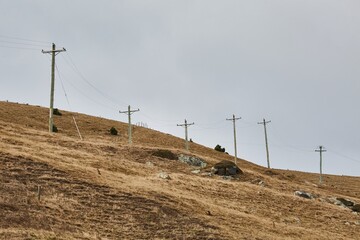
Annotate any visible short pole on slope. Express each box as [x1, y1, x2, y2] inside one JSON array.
[[226, 114, 241, 165], [119, 105, 140, 144], [315, 146, 327, 184], [177, 119, 194, 151], [258, 118, 271, 169]]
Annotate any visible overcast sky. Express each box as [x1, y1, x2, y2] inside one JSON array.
[[1, 1, 359, 176]]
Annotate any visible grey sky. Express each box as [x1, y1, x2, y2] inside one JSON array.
[[1, 0, 359, 176]]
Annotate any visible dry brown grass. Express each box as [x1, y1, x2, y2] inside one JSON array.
[[0, 101, 359, 240]]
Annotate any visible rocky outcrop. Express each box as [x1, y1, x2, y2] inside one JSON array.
[[351, 204, 360, 212], [294, 191, 314, 199], [158, 172, 171, 180], [178, 154, 207, 168], [211, 160, 242, 176], [336, 197, 354, 207]]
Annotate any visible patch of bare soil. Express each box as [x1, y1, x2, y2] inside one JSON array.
[[0, 153, 220, 239]]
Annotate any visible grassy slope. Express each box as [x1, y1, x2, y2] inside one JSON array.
[[0, 101, 359, 240]]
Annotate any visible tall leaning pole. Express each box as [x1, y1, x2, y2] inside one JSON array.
[[315, 146, 327, 184], [42, 43, 66, 132], [226, 114, 241, 165]]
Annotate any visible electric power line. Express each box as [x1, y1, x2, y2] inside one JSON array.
[[0, 45, 42, 51], [0, 34, 51, 44], [0, 39, 49, 48], [62, 53, 128, 107], [139, 111, 178, 124], [52, 61, 118, 111], [327, 150, 360, 164], [55, 64, 83, 140]]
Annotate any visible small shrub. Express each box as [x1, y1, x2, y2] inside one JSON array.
[[53, 108, 62, 116], [110, 127, 118, 135], [52, 124, 58, 133], [214, 144, 225, 153]]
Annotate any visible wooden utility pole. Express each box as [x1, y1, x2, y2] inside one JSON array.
[[119, 105, 139, 144], [177, 119, 194, 151], [315, 146, 327, 184], [258, 118, 271, 169], [42, 43, 66, 133], [226, 114, 241, 165]]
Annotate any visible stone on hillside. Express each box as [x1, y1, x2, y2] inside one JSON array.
[[294, 191, 313, 199], [326, 197, 345, 206], [191, 169, 201, 174], [158, 172, 171, 180], [336, 197, 354, 207], [211, 160, 242, 176], [146, 161, 154, 167], [178, 154, 207, 168], [352, 204, 360, 212], [222, 176, 233, 180], [251, 179, 266, 187]]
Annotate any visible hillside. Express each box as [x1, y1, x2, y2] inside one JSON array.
[[0, 101, 359, 240]]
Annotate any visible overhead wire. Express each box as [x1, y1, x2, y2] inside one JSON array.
[[43, 53, 118, 112], [139, 111, 179, 125], [62, 52, 128, 107], [55, 66, 118, 111], [0, 39, 49, 48], [270, 125, 314, 153], [0, 45, 42, 51], [0, 34, 51, 44], [55, 63, 83, 140], [327, 149, 360, 164]]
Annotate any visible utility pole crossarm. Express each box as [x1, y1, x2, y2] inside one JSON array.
[[177, 122, 194, 127], [119, 105, 140, 145], [41, 43, 66, 133], [226, 114, 241, 165], [226, 116, 241, 121], [41, 48, 66, 54]]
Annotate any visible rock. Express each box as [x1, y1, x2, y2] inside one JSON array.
[[146, 161, 154, 167], [345, 222, 351, 226], [283, 216, 301, 225], [201, 172, 213, 177], [211, 160, 243, 176], [336, 197, 354, 207], [178, 154, 207, 168], [355, 221, 360, 226], [222, 176, 233, 180], [294, 191, 313, 199], [352, 204, 360, 212], [191, 169, 201, 174], [251, 179, 266, 187], [158, 172, 171, 180], [327, 197, 345, 206], [264, 170, 278, 176]]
